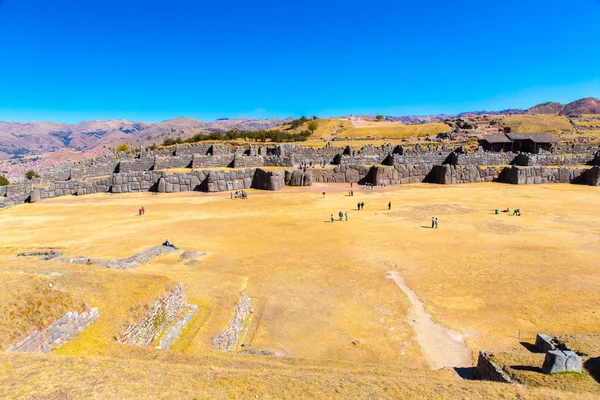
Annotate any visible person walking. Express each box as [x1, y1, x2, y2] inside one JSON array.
[[431, 217, 435, 229], [339, 211, 343, 221], [435, 217, 439, 229], [350, 182, 353, 188], [323, 191, 326, 198], [361, 202, 365, 210], [357, 202, 361, 211], [345, 212, 348, 221], [388, 202, 391, 210], [331, 214, 334, 223]]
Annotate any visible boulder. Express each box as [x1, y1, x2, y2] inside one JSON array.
[[542, 350, 582, 374]]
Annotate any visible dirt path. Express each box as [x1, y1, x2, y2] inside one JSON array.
[[386, 271, 473, 370]]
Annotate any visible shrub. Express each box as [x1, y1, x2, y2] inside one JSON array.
[[115, 143, 130, 153], [0, 175, 9, 186], [25, 170, 39, 180], [307, 120, 319, 135]]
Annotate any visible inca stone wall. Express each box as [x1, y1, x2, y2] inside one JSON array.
[[474, 351, 513, 384], [502, 166, 594, 185], [7, 308, 99, 353], [213, 293, 252, 352], [119, 284, 189, 347], [2, 144, 600, 211], [157, 304, 198, 350]]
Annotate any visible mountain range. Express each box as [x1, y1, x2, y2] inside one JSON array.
[[1, 97, 598, 161]]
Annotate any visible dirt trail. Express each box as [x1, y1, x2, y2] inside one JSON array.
[[386, 271, 473, 370]]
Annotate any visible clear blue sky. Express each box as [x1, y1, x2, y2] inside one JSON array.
[[0, 0, 599, 123]]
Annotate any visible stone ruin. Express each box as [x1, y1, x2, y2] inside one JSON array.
[[1, 143, 599, 210], [213, 292, 253, 352], [118, 284, 196, 349], [536, 333, 583, 374], [7, 307, 99, 353]]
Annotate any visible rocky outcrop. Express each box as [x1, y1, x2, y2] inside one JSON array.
[[7, 308, 99, 353]]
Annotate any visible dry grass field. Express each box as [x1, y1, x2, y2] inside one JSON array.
[[0, 183, 599, 398], [497, 115, 573, 135]]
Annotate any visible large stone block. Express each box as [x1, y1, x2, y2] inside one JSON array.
[[542, 350, 582, 374], [535, 334, 555, 353]]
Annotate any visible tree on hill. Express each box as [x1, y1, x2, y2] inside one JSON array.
[[0, 175, 9, 186], [115, 143, 130, 153], [307, 120, 319, 135], [312, 116, 318, 120], [25, 170, 39, 180], [376, 115, 383, 122]]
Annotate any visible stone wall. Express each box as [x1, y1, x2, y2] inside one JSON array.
[[474, 351, 513, 383], [426, 165, 500, 184], [119, 284, 189, 347], [7, 308, 99, 353], [501, 166, 593, 185], [213, 293, 252, 352]]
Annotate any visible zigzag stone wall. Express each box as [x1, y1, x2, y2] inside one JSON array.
[[7, 308, 99, 353]]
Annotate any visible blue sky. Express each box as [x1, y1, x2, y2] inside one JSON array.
[[0, 0, 599, 123]]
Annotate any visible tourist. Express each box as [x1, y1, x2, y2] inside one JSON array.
[[138, 208, 142, 216], [435, 217, 439, 229], [350, 182, 353, 188], [431, 217, 435, 228], [345, 212, 348, 221], [323, 191, 326, 198], [331, 213, 334, 223], [388, 202, 391, 210], [360, 202, 365, 209], [339, 211, 343, 221], [495, 208, 499, 214], [357, 202, 361, 211], [141, 206, 144, 215]]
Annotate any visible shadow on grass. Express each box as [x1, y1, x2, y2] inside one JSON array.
[[520, 341, 542, 353], [511, 365, 543, 373], [584, 357, 600, 384], [454, 367, 476, 380], [420, 226, 434, 229]]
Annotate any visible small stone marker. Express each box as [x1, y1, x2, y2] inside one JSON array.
[[542, 350, 582, 374]]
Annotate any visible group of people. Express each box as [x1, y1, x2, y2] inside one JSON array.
[[357, 202, 365, 210], [431, 217, 439, 229], [331, 211, 349, 222], [299, 161, 327, 171], [347, 190, 355, 196], [231, 190, 248, 199], [364, 183, 375, 190], [138, 206, 145, 216], [495, 207, 521, 216]]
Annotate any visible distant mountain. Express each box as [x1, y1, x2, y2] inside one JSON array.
[[523, 97, 600, 116], [361, 109, 523, 124], [0, 117, 292, 160], [559, 97, 600, 116], [525, 102, 564, 115]]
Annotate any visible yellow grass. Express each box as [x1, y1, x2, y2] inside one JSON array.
[[340, 122, 451, 139], [574, 120, 600, 127], [498, 115, 572, 135], [1, 183, 600, 397]]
